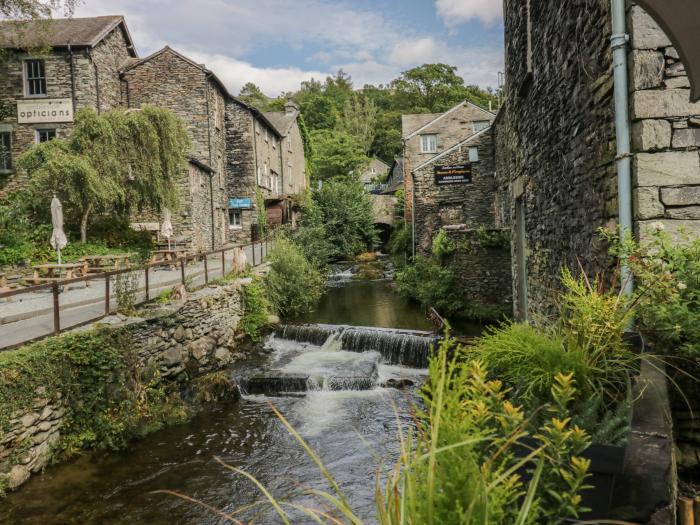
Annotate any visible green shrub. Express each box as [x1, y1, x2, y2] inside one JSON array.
[[239, 277, 272, 341], [387, 221, 411, 264], [0, 330, 188, 458], [395, 255, 464, 316], [264, 238, 326, 318], [605, 226, 700, 359]]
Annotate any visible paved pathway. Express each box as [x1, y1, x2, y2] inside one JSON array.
[[0, 243, 269, 349]]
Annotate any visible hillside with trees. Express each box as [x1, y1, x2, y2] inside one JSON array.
[[238, 64, 499, 178]]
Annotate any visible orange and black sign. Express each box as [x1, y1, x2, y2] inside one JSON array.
[[434, 164, 472, 185]]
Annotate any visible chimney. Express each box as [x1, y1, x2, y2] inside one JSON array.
[[285, 100, 299, 114]]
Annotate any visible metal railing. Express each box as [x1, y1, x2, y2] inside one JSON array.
[[0, 238, 271, 350]]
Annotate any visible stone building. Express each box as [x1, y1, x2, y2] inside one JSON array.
[[402, 100, 496, 226], [360, 157, 391, 192], [0, 16, 137, 196], [495, 1, 700, 321], [121, 46, 229, 251], [401, 101, 510, 316], [263, 101, 309, 228]]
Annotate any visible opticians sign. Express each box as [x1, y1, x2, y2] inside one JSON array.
[[434, 164, 472, 185], [17, 98, 74, 124]]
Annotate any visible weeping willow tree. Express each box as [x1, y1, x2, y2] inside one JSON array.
[[17, 106, 189, 242]]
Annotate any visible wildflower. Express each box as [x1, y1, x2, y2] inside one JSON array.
[[678, 282, 688, 291], [650, 221, 665, 232]]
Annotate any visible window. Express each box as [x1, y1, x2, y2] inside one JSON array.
[[371, 167, 376, 175], [469, 147, 480, 162], [25, 60, 47, 96], [264, 128, 269, 142], [287, 136, 292, 152], [257, 166, 262, 185], [472, 121, 490, 134], [228, 209, 242, 229], [36, 128, 56, 143], [0, 132, 11, 171], [255, 122, 260, 134], [420, 134, 438, 154]]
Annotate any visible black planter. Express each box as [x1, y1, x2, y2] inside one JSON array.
[[515, 438, 626, 521]]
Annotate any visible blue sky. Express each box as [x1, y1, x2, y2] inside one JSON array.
[[77, 0, 504, 96]]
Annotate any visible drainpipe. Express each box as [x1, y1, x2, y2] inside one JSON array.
[[87, 49, 101, 113], [67, 44, 76, 113], [611, 0, 634, 298], [411, 171, 416, 259]]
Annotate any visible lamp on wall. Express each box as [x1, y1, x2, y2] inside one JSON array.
[[635, 0, 700, 102]]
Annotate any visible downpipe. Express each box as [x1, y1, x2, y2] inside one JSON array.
[[611, 0, 634, 298]]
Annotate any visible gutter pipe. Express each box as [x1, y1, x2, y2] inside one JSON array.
[[611, 0, 634, 298]]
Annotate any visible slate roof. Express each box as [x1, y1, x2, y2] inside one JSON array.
[[0, 16, 137, 56], [401, 113, 442, 138], [262, 111, 297, 136]]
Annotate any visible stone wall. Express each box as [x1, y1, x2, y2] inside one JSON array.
[[0, 26, 132, 198], [122, 47, 229, 251], [444, 227, 513, 318], [495, 0, 618, 319], [413, 129, 497, 254], [0, 279, 246, 491], [628, 4, 700, 239]]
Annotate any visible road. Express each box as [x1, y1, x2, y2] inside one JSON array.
[[0, 242, 269, 349]]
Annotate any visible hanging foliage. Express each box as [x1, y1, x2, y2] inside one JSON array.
[[16, 106, 189, 243]]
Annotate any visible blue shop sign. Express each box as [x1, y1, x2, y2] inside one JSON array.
[[229, 198, 252, 209]]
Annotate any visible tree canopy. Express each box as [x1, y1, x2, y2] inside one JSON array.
[[238, 64, 499, 177], [16, 106, 189, 242]]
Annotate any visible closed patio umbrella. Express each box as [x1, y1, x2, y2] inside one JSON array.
[[161, 208, 174, 250], [635, 0, 700, 102], [50, 196, 68, 265]]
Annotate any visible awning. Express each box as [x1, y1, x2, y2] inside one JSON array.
[[635, 0, 700, 102]]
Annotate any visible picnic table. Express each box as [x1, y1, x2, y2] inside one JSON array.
[[32, 262, 88, 285], [150, 249, 188, 266], [82, 253, 135, 273]]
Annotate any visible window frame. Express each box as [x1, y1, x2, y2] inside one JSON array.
[[468, 147, 480, 163], [24, 59, 47, 97], [0, 131, 12, 172], [420, 134, 438, 154], [228, 209, 242, 229], [36, 128, 56, 143]]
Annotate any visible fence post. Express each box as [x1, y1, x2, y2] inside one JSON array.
[[221, 250, 225, 277], [261, 241, 264, 262], [180, 259, 186, 286], [145, 266, 150, 302], [52, 282, 60, 335], [204, 255, 209, 284], [105, 275, 110, 316], [252, 242, 257, 266]]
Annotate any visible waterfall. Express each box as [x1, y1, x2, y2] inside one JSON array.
[[275, 324, 438, 368]]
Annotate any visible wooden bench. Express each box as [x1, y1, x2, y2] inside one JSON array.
[[32, 262, 88, 285], [150, 249, 187, 267], [82, 253, 136, 273]]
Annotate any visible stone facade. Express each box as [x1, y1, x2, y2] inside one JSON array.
[[0, 278, 246, 491], [403, 102, 496, 224], [495, 1, 700, 320], [225, 99, 285, 243], [0, 18, 136, 197], [360, 157, 391, 191], [411, 129, 498, 254], [121, 47, 229, 251], [495, 0, 619, 320]]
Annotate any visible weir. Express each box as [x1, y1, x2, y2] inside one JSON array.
[[277, 324, 438, 368]]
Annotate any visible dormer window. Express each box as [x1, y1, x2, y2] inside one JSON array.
[[420, 134, 438, 154], [25, 60, 47, 96]]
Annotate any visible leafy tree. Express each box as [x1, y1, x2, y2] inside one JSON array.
[[1, 0, 76, 19], [16, 107, 188, 242], [391, 63, 471, 113], [238, 82, 271, 110], [310, 129, 369, 181], [312, 178, 377, 259], [338, 93, 377, 153]]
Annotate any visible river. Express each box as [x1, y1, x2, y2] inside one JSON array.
[[2, 264, 476, 524]]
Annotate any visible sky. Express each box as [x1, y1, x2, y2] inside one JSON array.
[[75, 0, 504, 97]]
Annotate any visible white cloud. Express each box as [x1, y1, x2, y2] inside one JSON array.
[[182, 50, 329, 96], [436, 0, 503, 27], [74, 0, 503, 93]]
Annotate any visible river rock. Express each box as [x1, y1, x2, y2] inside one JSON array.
[[382, 379, 415, 390], [7, 465, 30, 489], [214, 348, 232, 365], [267, 314, 281, 326]]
